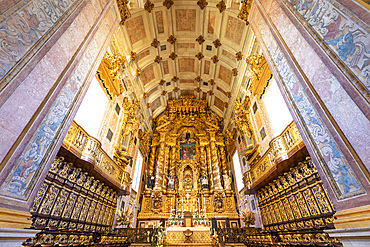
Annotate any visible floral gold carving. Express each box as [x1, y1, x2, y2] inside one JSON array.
[[197, 0, 208, 9], [246, 54, 272, 97], [196, 52, 204, 60], [211, 55, 219, 63], [117, 0, 132, 24], [169, 52, 177, 60], [163, 0, 174, 9], [130, 51, 136, 61], [237, 0, 252, 25], [216, 0, 226, 13], [154, 56, 162, 63], [196, 35, 205, 44], [213, 39, 222, 48], [144, 0, 154, 13], [234, 97, 253, 139], [235, 51, 243, 61], [167, 35, 176, 44], [151, 38, 160, 47]]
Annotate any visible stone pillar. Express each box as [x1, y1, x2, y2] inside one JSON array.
[[0, 0, 120, 244], [249, 0, 370, 245]]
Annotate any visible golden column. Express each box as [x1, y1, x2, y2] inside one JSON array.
[[163, 145, 170, 189], [147, 146, 157, 182], [219, 145, 228, 174], [206, 144, 214, 189], [169, 145, 177, 177], [154, 132, 166, 189], [200, 146, 207, 176], [210, 132, 222, 190]]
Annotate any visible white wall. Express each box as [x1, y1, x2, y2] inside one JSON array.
[[74, 77, 109, 137], [263, 78, 293, 136]]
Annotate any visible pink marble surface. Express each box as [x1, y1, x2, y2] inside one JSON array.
[[267, 0, 370, 169], [0, 0, 110, 169]]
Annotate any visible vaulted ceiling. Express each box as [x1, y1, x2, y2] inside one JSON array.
[[114, 0, 255, 124]]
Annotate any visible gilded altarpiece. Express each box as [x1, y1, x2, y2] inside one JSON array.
[[138, 96, 238, 220]]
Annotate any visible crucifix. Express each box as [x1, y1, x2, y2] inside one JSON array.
[[185, 192, 190, 211]]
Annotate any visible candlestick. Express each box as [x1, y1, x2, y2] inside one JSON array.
[[193, 198, 195, 212]]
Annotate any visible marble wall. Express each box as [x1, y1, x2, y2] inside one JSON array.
[[250, 0, 370, 211], [0, 0, 120, 217]]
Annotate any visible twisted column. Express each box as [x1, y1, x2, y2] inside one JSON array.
[[210, 140, 222, 189], [154, 141, 165, 189]]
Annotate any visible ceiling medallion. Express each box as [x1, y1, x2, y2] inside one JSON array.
[[237, 0, 252, 25], [151, 38, 160, 48], [195, 87, 202, 92], [209, 79, 215, 85], [208, 90, 214, 95], [130, 51, 136, 61], [147, 103, 151, 108], [143, 92, 148, 98], [169, 52, 177, 60], [161, 90, 167, 95], [195, 52, 204, 60], [226, 91, 231, 98], [159, 79, 166, 85], [154, 56, 162, 63], [167, 35, 176, 44], [224, 102, 229, 108], [117, 0, 132, 25], [144, 0, 154, 13], [163, 0, 174, 9], [197, 0, 208, 10], [211, 55, 219, 63], [232, 68, 238, 76], [216, 0, 226, 13], [172, 76, 179, 82], [235, 51, 243, 61], [173, 87, 179, 92], [196, 35, 205, 45], [136, 68, 141, 76], [213, 39, 222, 48], [195, 76, 202, 82]]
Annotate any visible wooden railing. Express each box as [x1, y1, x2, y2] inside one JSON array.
[[246, 121, 304, 185], [62, 121, 131, 190]]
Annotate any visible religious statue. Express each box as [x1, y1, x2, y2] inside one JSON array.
[[167, 174, 175, 190], [201, 174, 209, 189], [151, 190, 163, 213], [223, 173, 231, 190], [213, 190, 225, 213], [146, 175, 155, 189]]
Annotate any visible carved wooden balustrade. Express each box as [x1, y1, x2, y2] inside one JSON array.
[[62, 120, 131, 191], [246, 121, 304, 187]]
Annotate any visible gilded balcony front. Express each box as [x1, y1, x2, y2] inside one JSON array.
[[244, 121, 306, 191], [62, 121, 131, 192]]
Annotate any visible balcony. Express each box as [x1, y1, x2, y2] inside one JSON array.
[[61, 121, 132, 194], [244, 121, 307, 193]]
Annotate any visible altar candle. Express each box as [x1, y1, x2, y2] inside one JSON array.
[[193, 198, 195, 212], [171, 197, 173, 209]]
